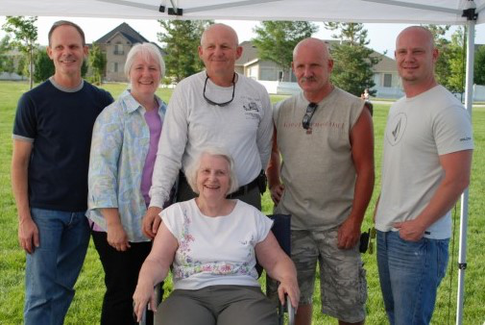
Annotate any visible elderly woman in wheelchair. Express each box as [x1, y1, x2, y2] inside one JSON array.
[[133, 147, 299, 325]]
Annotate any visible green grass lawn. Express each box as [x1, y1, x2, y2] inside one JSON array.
[[1, 81, 484, 324]]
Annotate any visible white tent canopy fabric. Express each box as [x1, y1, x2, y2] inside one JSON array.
[[1, 1, 483, 324], [1, 0, 484, 24]]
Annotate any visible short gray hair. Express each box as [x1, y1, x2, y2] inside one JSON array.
[[124, 42, 165, 80], [185, 147, 239, 195]]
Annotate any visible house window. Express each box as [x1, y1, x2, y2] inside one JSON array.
[[383, 73, 392, 87], [114, 44, 124, 55], [260, 68, 274, 81], [248, 66, 258, 79], [113, 62, 118, 73]]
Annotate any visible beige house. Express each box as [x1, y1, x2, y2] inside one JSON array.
[[95, 22, 162, 82], [370, 52, 403, 98], [236, 41, 294, 82]]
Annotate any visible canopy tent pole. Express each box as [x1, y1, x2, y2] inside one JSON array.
[[456, 2, 477, 324]]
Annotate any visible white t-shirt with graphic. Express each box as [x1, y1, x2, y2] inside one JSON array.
[[149, 71, 273, 208], [161, 199, 273, 290], [375, 85, 474, 239]]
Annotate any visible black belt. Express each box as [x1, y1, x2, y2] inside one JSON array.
[[227, 176, 260, 198]]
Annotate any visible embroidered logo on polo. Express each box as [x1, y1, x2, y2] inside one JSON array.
[[386, 112, 407, 146]]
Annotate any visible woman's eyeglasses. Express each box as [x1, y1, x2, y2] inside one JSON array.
[[302, 102, 318, 130], [203, 73, 236, 107]]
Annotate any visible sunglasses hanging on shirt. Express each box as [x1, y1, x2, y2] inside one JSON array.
[[302, 102, 318, 134], [203, 73, 236, 107]]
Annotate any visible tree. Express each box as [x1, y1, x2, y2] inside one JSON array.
[[3, 56, 15, 74], [158, 20, 212, 83], [0, 35, 13, 73], [81, 60, 88, 78], [89, 43, 106, 85], [474, 45, 485, 85], [33, 49, 54, 83], [447, 26, 466, 94], [2, 16, 38, 89], [252, 21, 318, 80], [426, 25, 454, 88], [324, 23, 379, 96], [16, 55, 26, 78], [325, 22, 369, 46]]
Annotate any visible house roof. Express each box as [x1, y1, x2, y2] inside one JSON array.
[[236, 41, 260, 66], [95, 22, 150, 44], [372, 53, 397, 72]]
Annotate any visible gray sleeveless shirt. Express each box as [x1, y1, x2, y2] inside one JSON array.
[[273, 88, 364, 230]]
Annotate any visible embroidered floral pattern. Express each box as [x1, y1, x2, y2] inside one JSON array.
[[173, 207, 257, 282]]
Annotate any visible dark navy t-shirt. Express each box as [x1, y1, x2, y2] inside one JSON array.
[[13, 79, 114, 211]]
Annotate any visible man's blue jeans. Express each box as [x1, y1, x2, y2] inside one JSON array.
[[376, 230, 449, 325], [24, 208, 90, 325]]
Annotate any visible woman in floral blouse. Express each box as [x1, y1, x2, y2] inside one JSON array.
[[87, 42, 166, 325]]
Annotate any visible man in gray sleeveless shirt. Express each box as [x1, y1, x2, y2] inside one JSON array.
[[267, 38, 374, 325]]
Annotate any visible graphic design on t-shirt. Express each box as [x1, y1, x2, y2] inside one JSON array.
[[387, 112, 407, 146], [172, 205, 254, 282], [243, 101, 260, 112], [242, 97, 262, 120]]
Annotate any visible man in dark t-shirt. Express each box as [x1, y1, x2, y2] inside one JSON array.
[[11, 20, 113, 325]]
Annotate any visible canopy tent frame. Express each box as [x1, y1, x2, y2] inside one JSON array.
[[1, 1, 483, 324]]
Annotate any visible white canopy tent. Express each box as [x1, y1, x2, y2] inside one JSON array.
[[1, 1, 483, 324], [0, 0, 484, 24]]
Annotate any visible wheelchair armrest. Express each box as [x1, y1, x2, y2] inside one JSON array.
[[287, 295, 295, 325], [154, 282, 164, 307], [138, 282, 164, 325]]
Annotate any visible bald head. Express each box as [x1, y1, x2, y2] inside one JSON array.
[[292, 38, 334, 102], [293, 38, 331, 62], [395, 26, 438, 95], [201, 23, 239, 48], [198, 23, 242, 86], [396, 26, 435, 51]]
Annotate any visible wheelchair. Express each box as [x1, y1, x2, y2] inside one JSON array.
[[140, 214, 295, 325]]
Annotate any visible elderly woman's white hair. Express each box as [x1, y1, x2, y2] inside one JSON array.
[[185, 147, 239, 195], [124, 42, 165, 80]]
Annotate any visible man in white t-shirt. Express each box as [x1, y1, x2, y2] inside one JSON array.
[[374, 26, 474, 325], [142, 24, 272, 239]]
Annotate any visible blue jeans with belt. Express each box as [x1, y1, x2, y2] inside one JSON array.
[[376, 230, 449, 325], [24, 208, 90, 325]]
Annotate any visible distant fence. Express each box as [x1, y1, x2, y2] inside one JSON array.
[[257, 80, 485, 102], [258, 80, 405, 98], [473, 85, 485, 101], [373, 86, 404, 99], [258, 80, 300, 95], [0, 72, 25, 81]]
